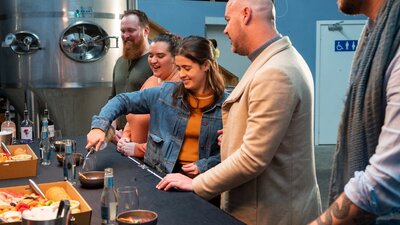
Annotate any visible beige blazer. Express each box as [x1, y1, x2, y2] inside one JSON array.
[[193, 37, 321, 225]]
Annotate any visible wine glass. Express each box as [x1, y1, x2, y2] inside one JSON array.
[[117, 186, 139, 215]]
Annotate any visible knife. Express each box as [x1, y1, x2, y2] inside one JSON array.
[[28, 179, 47, 200]]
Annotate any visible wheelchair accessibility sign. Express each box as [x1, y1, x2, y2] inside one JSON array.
[[335, 40, 358, 52]]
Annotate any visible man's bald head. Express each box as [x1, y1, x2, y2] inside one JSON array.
[[224, 0, 278, 55]]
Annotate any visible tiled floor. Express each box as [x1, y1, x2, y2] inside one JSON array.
[[315, 145, 335, 209]]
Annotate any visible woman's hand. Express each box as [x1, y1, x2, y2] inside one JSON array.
[[156, 173, 194, 192], [217, 129, 223, 146], [86, 128, 106, 151], [112, 129, 123, 145], [117, 138, 136, 156], [117, 137, 130, 152], [181, 163, 200, 178]]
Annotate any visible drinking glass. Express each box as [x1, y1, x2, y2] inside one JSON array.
[[81, 155, 96, 172], [53, 130, 62, 141], [117, 186, 139, 215]]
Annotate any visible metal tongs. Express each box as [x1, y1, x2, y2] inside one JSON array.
[[1, 141, 12, 156], [28, 179, 47, 200], [57, 200, 71, 225], [84, 147, 95, 159]]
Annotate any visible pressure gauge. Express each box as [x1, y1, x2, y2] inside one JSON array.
[[4, 33, 16, 46]]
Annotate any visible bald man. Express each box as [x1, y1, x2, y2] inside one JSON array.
[[157, 0, 321, 224]]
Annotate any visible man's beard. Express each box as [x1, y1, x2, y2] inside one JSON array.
[[338, 0, 362, 15], [122, 38, 146, 60]]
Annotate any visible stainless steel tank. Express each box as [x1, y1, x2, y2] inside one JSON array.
[[0, 0, 126, 137]]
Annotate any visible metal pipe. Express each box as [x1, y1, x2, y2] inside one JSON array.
[[127, 0, 137, 10]]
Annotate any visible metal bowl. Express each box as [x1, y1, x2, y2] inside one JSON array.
[[117, 210, 158, 225], [78, 171, 104, 189], [54, 139, 76, 152], [0, 131, 12, 146], [56, 153, 83, 166]]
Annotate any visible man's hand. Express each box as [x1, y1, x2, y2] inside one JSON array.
[[156, 173, 194, 192], [86, 128, 106, 151], [181, 163, 200, 178]]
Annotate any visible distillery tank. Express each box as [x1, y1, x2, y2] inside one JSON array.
[[0, 0, 126, 136]]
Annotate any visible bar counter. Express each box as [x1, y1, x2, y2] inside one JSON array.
[[0, 137, 244, 225]]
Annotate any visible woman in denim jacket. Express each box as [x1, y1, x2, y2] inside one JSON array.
[[87, 36, 228, 176]]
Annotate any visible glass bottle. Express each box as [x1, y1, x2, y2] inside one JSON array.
[[39, 120, 51, 165], [63, 139, 76, 185], [1, 110, 16, 144], [101, 168, 118, 225], [20, 107, 34, 144], [43, 107, 55, 140]]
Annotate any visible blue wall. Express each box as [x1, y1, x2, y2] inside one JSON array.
[[137, 0, 226, 36], [137, 0, 365, 77]]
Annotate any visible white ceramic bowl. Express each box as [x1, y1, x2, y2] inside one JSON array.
[[11, 154, 32, 161]]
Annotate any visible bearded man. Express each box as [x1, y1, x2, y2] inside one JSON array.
[[109, 9, 152, 143], [310, 0, 400, 224]]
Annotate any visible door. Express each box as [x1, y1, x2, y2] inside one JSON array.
[[315, 20, 366, 145]]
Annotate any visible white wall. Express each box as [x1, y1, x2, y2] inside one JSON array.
[[205, 17, 250, 80]]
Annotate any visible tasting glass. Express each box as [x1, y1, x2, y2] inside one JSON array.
[[117, 186, 139, 215], [81, 154, 96, 172], [53, 130, 62, 142]]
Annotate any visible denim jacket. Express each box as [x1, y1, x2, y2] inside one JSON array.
[[91, 82, 228, 174]]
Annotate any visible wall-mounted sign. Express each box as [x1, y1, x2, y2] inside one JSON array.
[[334, 40, 358, 52]]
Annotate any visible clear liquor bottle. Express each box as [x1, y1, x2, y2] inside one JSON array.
[[20, 107, 34, 144], [63, 140, 76, 185], [43, 108, 55, 140], [1, 110, 16, 144], [101, 168, 118, 225], [39, 120, 51, 166]]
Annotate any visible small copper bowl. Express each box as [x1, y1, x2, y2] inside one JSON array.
[[117, 210, 158, 225], [53, 140, 66, 152], [56, 153, 83, 166], [78, 171, 104, 189], [54, 139, 76, 152]]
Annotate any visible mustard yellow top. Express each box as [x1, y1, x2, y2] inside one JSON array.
[[178, 93, 214, 165]]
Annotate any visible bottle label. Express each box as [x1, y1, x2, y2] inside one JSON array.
[[48, 125, 55, 138], [109, 202, 117, 221], [20, 127, 33, 141], [105, 176, 114, 188], [101, 202, 117, 223], [101, 205, 109, 222]]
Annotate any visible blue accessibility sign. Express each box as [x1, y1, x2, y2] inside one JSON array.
[[335, 40, 358, 52]]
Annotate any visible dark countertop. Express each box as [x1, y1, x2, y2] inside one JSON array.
[[0, 137, 244, 225]]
